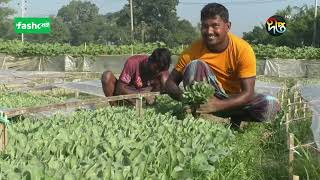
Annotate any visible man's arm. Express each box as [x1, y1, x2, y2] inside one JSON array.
[[196, 77, 255, 113], [164, 69, 184, 101], [115, 81, 144, 95], [149, 70, 170, 92], [115, 81, 139, 104], [115, 81, 153, 104]]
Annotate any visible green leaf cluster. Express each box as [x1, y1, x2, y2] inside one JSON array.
[[0, 40, 183, 57], [182, 82, 215, 105], [0, 40, 320, 59], [0, 92, 234, 179]]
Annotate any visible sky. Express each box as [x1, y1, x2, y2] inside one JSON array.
[[8, 0, 316, 37]]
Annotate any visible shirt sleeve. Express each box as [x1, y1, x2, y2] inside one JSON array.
[[175, 48, 192, 73], [119, 60, 134, 84], [238, 45, 256, 78]]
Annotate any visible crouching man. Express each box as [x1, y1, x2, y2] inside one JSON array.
[[164, 3, 280, 128], [101, 48, 172, 105]]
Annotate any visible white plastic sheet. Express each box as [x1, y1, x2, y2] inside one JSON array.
[[55, 80, 104, 97], [301, 84, 320, 148], [255, 81, 282, 97]]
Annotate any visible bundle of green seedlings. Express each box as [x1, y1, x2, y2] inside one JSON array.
[[173, 81, 215, 120]]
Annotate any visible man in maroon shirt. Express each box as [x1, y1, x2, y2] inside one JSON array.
[[101, 48, 172, 105]]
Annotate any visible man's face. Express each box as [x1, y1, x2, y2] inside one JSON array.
[[146, 62, 162, 78], [201, 15, 231, 48]]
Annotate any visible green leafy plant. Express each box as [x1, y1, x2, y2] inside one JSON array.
[[0, 106, 234, 179], [182, 81, 215, 105], [0, 39, 319, 59], [168, 82, 215, 120]]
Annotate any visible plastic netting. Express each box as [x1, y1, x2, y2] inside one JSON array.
[[301, 84, 320, 148], [55, 80, 104, 97], [255, 81, 282, 97]]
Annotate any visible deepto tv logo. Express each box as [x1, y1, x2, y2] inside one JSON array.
[[265, 15, 287, 36]]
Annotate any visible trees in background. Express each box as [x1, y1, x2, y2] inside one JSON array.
[[0, 0, 199, 46], [103, 0, 199, 46], [0, 0, 17, 40], [1, 1, 318, 48]]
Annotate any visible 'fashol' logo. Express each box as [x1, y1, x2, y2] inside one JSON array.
[[265, 15, 287, 36], [14, 17, 51, 34]]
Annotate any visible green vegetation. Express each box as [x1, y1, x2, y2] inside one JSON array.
[[0, 40, 184, 57], [182, 82, 215, 106], [0, 91, 64, 109], [0, 40, 320, 59], [0, 79, 319, 179], [0, 105, 234, 179]]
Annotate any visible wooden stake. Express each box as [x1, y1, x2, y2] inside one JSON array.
[[289, 133, 295, 180], [294, 104, 298, 119], [299, 96, 302, 108], [303, 103, 307, 118], [286, 113, 290, 135], [135, 96, 143, 117], [38, 57, 42, 71], [281, 88, 285, 106], [0, 124, 8, 151], [292, 175, 299, 180], [75, 91, 79, 98], [1, 55, 6, 69], [288, 99, 292, 119]]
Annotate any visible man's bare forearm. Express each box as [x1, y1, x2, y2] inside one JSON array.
[[215, 92, 253, 111], [165, 79, 183, 101], [198, 77, 256, 113]]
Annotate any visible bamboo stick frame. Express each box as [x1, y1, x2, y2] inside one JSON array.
[[2, 92, 159, 118], [285, 92, 318, 179]]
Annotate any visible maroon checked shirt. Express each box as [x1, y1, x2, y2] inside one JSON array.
[[119, 55, 151, 88]]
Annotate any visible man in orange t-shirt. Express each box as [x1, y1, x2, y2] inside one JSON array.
[[165, 3, 280, 128]]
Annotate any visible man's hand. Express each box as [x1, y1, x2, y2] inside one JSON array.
[[185, 96, 221, 114], [145, 96, 156, 105], [186, 77, 256, 116], [196, 96, 221, 113], [164, 69, 183, 101]]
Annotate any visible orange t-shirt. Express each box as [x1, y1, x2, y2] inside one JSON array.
[[175, 32, 256, 94]]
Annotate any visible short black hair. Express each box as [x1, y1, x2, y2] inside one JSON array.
[[149, 48, 172, 71], [201, 3, 229, 22]]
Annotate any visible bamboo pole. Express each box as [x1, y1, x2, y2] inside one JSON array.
[[288, 99, 292, 119], [294, 104, 298, 119], [38, 57, 42, 71], [281, 88, 285, 106], [75, 91, 79, 98], [289, 133, 294, 180], [1, 55, 6, 69], [0, 124, 8, 151], [135, 95, 143, 117], [292, 175, 299, 180], [303, 103, 307, 118], [2, 92, 159, 118], [286, 113, 290, 135]]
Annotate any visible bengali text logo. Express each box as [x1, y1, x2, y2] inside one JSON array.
[[265, 15, 287, 36]]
